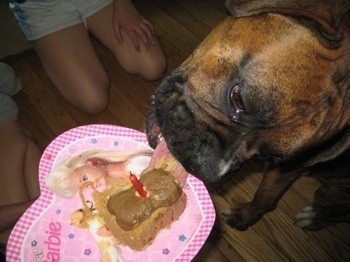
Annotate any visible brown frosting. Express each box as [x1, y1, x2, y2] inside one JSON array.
[[107, 169, 182, 231]]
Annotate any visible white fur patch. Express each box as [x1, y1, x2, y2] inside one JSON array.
[[295, 206, 316, 228]]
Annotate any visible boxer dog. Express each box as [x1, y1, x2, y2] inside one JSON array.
[[146, 0, 350, 230]]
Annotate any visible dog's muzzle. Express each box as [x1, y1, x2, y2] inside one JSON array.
[[146, 70, 241, 183]]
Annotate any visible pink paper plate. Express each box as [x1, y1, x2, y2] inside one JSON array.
[[7, 124, 215, 262]]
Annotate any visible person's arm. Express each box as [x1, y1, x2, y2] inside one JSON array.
[[112, 0, 155, 52]]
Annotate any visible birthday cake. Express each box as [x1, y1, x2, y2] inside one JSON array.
[[92, 168, 187, 251]]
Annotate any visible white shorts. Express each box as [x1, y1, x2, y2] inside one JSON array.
[[9, 0, 113, 41]]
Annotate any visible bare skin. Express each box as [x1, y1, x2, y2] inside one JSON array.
[[34, 0, 166, 114], [0, 120, 41, 244]]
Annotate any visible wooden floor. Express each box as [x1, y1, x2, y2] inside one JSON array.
[[3, 0, 350, 261]]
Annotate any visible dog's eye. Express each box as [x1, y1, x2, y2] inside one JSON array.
[[230, 85, 245, 121]]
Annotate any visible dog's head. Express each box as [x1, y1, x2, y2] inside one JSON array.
[[146, 0, 350, 183]]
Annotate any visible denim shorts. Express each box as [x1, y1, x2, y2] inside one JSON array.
[[9, 0, 112, 41]]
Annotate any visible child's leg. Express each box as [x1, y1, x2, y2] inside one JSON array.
[[0, 120, 34, 205], [0, 120, 41, 203], [22, 128, 41, 199], [86, 3, 167, 81], [0, 120, 41, 244], [33, 24, 110, 114]]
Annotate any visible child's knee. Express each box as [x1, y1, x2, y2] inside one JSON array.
[[79, 92, 109, 115], [142, 55, 167, 81], [69, 77, 110, 114], [119, 52, 167, 81], [0, 121, 29, 160]]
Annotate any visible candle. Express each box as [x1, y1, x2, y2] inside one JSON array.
[[129, 174, 148, 198]]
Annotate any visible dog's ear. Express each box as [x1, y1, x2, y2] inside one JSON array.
[[302, 127, 350, 167], [225, 0, 350, 42]]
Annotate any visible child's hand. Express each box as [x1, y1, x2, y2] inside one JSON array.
[[113, 0, 155, 52]]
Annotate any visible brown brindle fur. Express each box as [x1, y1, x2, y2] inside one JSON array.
[[183, 14, 349, 156], [146, 0, 350, 230]]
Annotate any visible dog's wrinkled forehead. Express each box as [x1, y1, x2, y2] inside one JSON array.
[[180, 14, 332, 125]]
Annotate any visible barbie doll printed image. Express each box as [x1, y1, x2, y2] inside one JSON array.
[[46, 140, 188, 199], [46, 148, 153, 198]]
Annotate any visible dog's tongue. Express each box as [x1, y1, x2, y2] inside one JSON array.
[[146, 139, 188, 187]]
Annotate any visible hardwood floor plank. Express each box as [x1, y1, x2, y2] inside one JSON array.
[[149, 0, 225, 40], [137, 0, 204, 57], [163, 0, 227, 29]]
